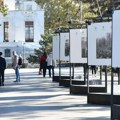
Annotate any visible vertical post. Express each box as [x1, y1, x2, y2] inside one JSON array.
[[118, 68, 120, 85], [111, 64, 113, 118], [59, 30, 61, 81], [72, 63, 74, 79], [100, 66, 102, 83], [84, 63, 86, 83], [17, 45, 19, 54], [87, 65, 89, 94], [105, 66, 107, 92], [86, 22, 89, 95], [58, 2, 61, 81], [23, 43, 25, 64], [67, 8, 72, 88], [70, 63, 72, 86], [69, 24, 72, 87], [111, 1, 114, 119]]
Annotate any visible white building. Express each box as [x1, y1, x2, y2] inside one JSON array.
[[0, 0, 44, 65]]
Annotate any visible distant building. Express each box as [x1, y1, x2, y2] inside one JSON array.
[[0, 0, 44, 65]]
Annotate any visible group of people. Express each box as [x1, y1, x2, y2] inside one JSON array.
[[39, 52, 55, 78], [0, 50, 55, 86], [0, 51, 22, 86]]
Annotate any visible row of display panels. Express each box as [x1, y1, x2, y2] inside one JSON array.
[[52, 22, 111, 65], [52, 30, 87, 63], [52, 10, 120, 67]]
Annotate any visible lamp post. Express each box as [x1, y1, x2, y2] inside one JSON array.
[[23, 43, 25, 64], [17, 45, 19, 54]]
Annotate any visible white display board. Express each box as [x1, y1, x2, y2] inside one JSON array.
[[88, 22, 111, 65], [112, 10, 120, 67], [70, 29, 87, 63], [60, 32, 69, 61], [52, 35, 59, 60]]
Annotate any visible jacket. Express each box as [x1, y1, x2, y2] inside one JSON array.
[[12, 55, 18, 69], [0, 57, 6, 70]]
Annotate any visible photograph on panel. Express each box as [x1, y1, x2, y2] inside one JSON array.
[[81, 29, 87, 58], [65, 39, 70, 56], [81, 36, 87, 58], [96, 32, 111, 59]]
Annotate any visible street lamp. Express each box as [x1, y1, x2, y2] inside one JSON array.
[[23, 43, 25, 64], [17, 45, 19, 54]]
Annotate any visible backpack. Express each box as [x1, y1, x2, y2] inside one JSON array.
[[18, 57, 22, 65]]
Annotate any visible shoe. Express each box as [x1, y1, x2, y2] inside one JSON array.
[[13, 80, 18, 82]]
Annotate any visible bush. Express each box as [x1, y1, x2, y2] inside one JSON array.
[[7, 63, 13, 68], [21, 63, 28, 68], [102, 66, 111, 72]]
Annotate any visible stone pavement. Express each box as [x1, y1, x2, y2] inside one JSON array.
[[0, 68, 110, 120]]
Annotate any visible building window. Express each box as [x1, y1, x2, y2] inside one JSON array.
[[25, 21, 34, 42], [16, 3, 21, 10], [4, 49, 11, 57], [26, 5, 32, 11], [4, 22, 9, 42], [15, 0, 22, 10]]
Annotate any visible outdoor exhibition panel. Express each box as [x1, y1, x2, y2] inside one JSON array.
[[70, 29, 87, 63], [112, 10, 120, 67], [69, 29, 92, 95], [52, 33, 70, 82], [60, 32, 69, 61], [111, 10, 120, 120], [88, 22, 111, 66], [52, 35, 59, 60], [87, 22, 111, 102]]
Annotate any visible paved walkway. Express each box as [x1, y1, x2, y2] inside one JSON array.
[[0, 68, 110, 120]]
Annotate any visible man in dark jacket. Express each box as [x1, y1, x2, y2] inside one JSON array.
[[0, 52, 6, 86]]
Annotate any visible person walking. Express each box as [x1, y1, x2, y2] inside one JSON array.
[[0, 52, 6, 86], [12, 51, 20, 82], [47, 53, 55, 78], [38, 54, 42, 75], [40, 52, 47, 77], [91, 65, 97, 77]]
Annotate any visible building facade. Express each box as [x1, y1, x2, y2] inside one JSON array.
[[0, 0, 44, 65]]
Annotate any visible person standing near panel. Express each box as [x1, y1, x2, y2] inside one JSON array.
[[91, 65, 97, 77], [47, 53, 55, 77], [0, 52, 6, 86]]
